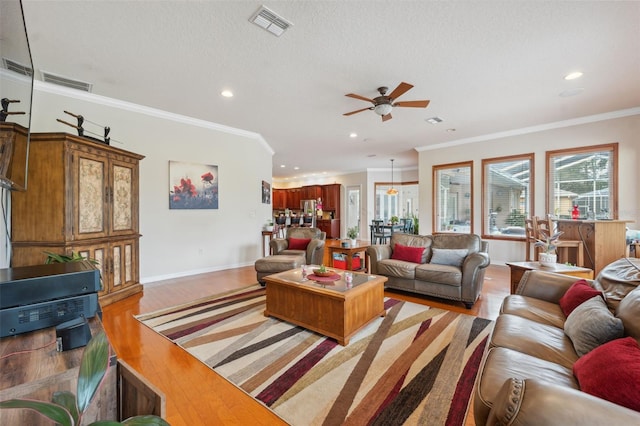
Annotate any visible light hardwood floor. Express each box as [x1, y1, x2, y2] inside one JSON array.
[[101, 264, 511, 425]]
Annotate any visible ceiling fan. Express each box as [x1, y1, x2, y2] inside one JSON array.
[[343, 82, 430, 122]]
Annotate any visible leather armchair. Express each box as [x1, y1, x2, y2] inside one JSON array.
[[270, 227, 326, 265]]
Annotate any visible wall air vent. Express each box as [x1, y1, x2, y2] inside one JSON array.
[[2, 58, 33, 77], [249, 5, 293, 37], [41, 70, 93, 92]]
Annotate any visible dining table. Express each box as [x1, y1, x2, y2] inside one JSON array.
[[369, 223, 404, 243]]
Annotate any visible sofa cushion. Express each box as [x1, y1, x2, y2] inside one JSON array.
[[490, 314, 578, 369], [390, 233, 432, 263], [594, 258, 640, 311], [559, 279, 603, 316], [616, 286, 640, 340], [415, 263, 462, 286], [288, 237, 311, 250], [564, 295, 624, 356], [500, 295, 566, 329], [378, 259, 418, 279], [430, 248, 468, 267], [391, 243, 425, 263], [573, 337, 640, 412]]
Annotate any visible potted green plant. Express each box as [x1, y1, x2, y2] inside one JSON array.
[[534, 230, 563, 266], [0, 331, 169, 425], [390, 216, 399, 225], [347, 226, 358, 247]]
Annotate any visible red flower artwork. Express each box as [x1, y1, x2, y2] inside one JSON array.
[[201, 172, 214, 183]]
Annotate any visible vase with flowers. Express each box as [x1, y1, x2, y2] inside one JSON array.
[[534, 230, 563, 267]]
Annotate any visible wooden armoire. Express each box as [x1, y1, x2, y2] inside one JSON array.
[[10, 131, 144, 306]]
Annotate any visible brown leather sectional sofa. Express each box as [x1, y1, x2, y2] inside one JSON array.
[[474, 258, 640, 425]]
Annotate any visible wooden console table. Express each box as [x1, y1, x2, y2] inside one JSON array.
[[506, 261, 594, 294]]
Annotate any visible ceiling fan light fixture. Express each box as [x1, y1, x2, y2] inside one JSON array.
[[374, 103, 393, 116]]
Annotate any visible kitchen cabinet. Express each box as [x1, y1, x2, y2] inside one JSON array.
[[287, 187, 301, 209], [317, 219, 340, 239], [10, 132, 144, 306], [301, 185, 321, 200], [322, 184, 341, 216], [273, 188, 287, 209]]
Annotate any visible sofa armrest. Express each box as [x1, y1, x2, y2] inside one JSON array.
[[270, 238, 288, 255], [307, 239, 325, 265], [516, 270, 591, 303], [487, 378, 640, 426], [366, 245, 392, 274]]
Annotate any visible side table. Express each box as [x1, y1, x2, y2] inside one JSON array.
[[325, 240, 370, 272], [506, 261, 594, 294]]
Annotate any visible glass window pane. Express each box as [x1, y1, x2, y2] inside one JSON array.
[[482, 154, 533, 239], [374, 182, 418, 223], [547, 144, 617, 220], [433, 162, 473, 233]]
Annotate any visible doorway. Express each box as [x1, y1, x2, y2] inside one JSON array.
[[346, 185, 361, 238]]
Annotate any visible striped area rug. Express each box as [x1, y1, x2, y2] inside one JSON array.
[[136, 284, 493, 426]]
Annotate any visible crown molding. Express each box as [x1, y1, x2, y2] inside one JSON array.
[[416, 107, 640, 152], [33, 80, 274, 155]]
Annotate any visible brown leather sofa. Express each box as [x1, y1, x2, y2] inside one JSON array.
[[474, 258, 640, 425], [366, 233, 490, 308]]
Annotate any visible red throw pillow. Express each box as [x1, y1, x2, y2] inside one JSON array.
[[288, 237, 311, 250], [559, 279, 603, 316], [573, 337, 640, 411], [391, 243, 425, 263]]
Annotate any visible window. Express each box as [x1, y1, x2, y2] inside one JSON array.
[[374, 182, 418, 223], [482, 154, 534, 239], [546, 144, 618, 220], [433, 162, 473, 233]]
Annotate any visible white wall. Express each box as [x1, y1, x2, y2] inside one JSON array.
[[22, 83, 273, 283], [418, 112, 640, 265]]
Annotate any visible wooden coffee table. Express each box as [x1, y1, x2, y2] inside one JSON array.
[[263, 267, 387, 345], [506, 261, 594, 294]]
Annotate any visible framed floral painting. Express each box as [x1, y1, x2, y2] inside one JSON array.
[[169, 161, 218, 209]]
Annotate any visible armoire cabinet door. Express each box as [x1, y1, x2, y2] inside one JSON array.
[[110, 157, 139, 236], [73, 150, 109, 240], [111, 238, 138, 290], [74, 244, 108, 295]]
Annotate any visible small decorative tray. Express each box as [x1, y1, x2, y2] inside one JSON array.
[[308, 273, 341, 282], [313, 269, 335, 277]]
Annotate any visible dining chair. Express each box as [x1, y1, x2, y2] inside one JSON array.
[[371, 220, 390, 244], [524, 217, 538, 261], [532, 216, 585, 266]]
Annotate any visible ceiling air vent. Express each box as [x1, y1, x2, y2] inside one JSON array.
[[2, 58, 33, 77], [41, 70, 93, 92], [249, 5, 292, 37]]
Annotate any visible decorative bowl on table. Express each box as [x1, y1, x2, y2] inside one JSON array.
[[313, 268, 335, 277]]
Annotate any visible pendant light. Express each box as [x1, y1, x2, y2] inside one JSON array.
[[386, 159, 398, 195]]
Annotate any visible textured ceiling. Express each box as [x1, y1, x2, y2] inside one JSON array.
[[20, 1, 640, 181]]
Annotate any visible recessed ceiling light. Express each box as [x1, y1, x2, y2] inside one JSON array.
[[446, 128, 456, 132], [221, 90, 233, 98], [349, 132, 358, 138], [564, 71, 583, 80], [426, 117, 443, 124], [559, 88, 585, 97], [294, 166, 299, 170], [280, 164, 286, 168]]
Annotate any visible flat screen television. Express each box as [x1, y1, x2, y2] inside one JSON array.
[[0, 0, 34, 191]]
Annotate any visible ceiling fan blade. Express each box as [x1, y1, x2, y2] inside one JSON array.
[[345, 93, 374, 103], [394, 100, 430, 108], [343, 107, 372, 116], [388, 82, 413, 100], [382, 113, 393, 122]]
